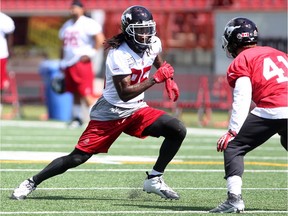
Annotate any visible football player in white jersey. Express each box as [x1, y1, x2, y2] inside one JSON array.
[[12, 5, 186, 201], [0, 12, 15, 115], [59, 0, 105, 128]]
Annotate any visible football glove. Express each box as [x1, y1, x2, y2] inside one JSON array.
[[165, 78, 179, 102], [217, 129, 237, 152], [153, 62, 174, 83]]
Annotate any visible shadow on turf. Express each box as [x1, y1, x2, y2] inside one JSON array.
[[118, 203, 211, 212]]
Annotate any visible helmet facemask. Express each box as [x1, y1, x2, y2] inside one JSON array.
[[222, 36, 233, 58], [125, 20, 156, 46]]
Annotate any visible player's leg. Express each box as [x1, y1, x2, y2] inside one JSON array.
[[11, 148, 92, 200], [12, 116, 125, 200], [76, 60, 95, 113], [33, 148, 92, 185], [141, 114, 186, 199], [224, 115, 285, 179], [0, 58, 8, 117], [210, 114, 282, 213], [142, 114, 186, 173], [69, 93, 84, 128], [65, 61, 94, 128], [278, 119, 287, 150]]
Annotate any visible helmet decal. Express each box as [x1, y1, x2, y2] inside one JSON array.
[[225, 25, 241, 38]]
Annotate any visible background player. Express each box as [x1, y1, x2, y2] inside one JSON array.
[[12, 5, 186, 201], [59, 0, 105, 128], [210, 17, 288, 213], [0, 12, 15, 116]]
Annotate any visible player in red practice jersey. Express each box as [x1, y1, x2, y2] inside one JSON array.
[[11, 5, 186, 201], [210, 18, 288, 213]]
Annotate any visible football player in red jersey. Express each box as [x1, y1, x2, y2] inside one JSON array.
[[11, 5, 185, 201], [210, 17, 288, 213]]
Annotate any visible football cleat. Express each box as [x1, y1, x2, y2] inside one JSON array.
[[68, 118, 83, 129], [11, 178, 37, 200], [209, 192, 245, 213], [143, 172, 179, 200]]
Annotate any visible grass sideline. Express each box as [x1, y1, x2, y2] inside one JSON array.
[[1, 120, 287, 215]]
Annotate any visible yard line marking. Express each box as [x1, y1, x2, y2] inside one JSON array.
[[1, 168, 287, 173], [1, 150, 286, 161], [2, 187, 287, 191], [1, 160, 287, 167], [1, 144, 284, 151], [1, 151, 287, 167], [0, 210, 287, 215], [0, 120, 280, 139]]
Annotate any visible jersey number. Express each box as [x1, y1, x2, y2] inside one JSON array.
[[263, 56, 288, 83], [64, 32, 79, 46], [130, 66, 151, 85]]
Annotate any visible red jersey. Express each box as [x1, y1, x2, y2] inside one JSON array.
[[227, 46, 288, 108]]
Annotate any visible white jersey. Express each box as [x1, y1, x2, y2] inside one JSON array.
[[0, 12, 15, 59], [103, 36, 162, 108], [59, 15, 102, 68]]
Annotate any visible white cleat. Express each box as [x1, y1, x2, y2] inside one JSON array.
[[209, 192, 245, 213], [143, 172, 179, 200], [11, 178, 36, 200]]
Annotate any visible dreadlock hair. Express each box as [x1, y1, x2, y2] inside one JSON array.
[[104, 33, 126, 50], [104, 32, 153, 56]]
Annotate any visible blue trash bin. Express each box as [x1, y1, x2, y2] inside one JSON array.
[[39, 60, 73, 121]]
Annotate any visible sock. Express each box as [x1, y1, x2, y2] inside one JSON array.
[[227, 175, 242, 195], [72, 105, 82, 120], [150, 169, 163, 176]]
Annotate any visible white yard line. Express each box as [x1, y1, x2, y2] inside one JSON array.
[[1, 120, 280, 139], [1, 168, 287, 173], [0, 210, 287, 215], [1, 187, 287, 191]]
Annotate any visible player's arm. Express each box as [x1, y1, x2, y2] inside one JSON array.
[[154, 55, 180, 101], [229, 76, 252, 133], [6, 33, 14, 57], [153, 55, 164, 69], [217, 76, 252, 152], [93, 32, 105, 50], [59, 40, 65, 71], [113, 74, 156, 102], [113, 60, 174, 102]]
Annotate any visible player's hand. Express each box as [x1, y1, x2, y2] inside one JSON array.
[[153, 62, 174, 83], [80, 55, 91, 63], [217, 129, 237, 152], [165, 78, 179, 102]]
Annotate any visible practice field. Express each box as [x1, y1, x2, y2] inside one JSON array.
[[0, 120, 287, 215]]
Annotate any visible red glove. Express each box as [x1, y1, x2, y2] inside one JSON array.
[[153, 62, 174, 83], [165, 78, 179, 102], [217, 129, 237, 152]]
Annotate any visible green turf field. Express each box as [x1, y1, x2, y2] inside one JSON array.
[[0, 120, 287, 215]]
